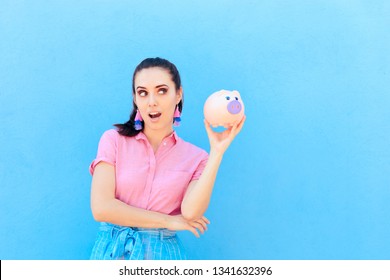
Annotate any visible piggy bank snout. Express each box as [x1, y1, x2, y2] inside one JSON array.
[[227, 100, 242, 115]]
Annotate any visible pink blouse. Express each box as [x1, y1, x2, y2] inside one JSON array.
[[89, 129, 209, 215]]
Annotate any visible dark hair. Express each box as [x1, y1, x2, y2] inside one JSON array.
[[114, 57, 183, 137]]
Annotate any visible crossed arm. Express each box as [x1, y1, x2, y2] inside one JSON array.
[[90, 116, 245, 237], [90, 162, 208, 237]]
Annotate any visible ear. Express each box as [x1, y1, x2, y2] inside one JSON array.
[[176, 86, 183, 105], [216, 89, 229, 96], [133, 92, 138, 107], [232, 90, 241, 97]]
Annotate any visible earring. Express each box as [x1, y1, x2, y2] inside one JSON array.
[[173, 107, 181, 127], [134, 110, 143, 130]]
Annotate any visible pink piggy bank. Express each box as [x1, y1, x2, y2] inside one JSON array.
[[203, 90, 245, 127]]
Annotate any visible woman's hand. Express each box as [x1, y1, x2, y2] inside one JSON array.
[[166, 215, 210, 238], [204, 115, 246, 155]]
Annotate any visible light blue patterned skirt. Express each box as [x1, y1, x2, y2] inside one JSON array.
[[90, 222, 187, 260]]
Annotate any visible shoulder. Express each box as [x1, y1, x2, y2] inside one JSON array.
[[100, 128, 132, 141], [98, 128, 129, 147], [98, 129, 117, 142], [176, 135, 208, 158], [101, 128, 119, 137]]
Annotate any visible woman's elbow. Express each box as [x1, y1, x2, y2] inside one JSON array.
[[181, 207, 204, 222], [91, 202, 106, 222], [91, 211, 104, 222]]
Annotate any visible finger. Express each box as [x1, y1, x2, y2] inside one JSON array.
[[198, 217, 209, 230], [230, 122, 239, 135], [201, 217, 210, 225], [190, 221, 206, 234], [237, 115, 246, 130], [187, 225, 200, 238], [224, 123, 239, 142], [203, 119, 214, 136], [202, 216, 211, 224], [193, 219, 208, 233], [196, 220, 208, 232], [230, 115, 246, 137], [194, 218, 208, 231]]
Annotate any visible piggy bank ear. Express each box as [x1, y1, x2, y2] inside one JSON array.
[[216, 89, 227, 96], [232, 90, 241, 97]]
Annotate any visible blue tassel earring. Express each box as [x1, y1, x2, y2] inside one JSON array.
[[173, 107, 181, 127], [134, 110, 143, 130]]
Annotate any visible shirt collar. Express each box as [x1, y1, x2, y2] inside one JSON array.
[[170, 131, 179, 143], [135, 131, 147, 141], [135, 131, 179, 144]]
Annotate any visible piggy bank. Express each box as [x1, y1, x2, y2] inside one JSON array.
[[203, 90, 245, 127]]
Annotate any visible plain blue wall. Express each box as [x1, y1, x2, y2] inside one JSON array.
[[1, 0, 389, 259]]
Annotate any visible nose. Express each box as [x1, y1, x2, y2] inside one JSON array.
[[227, 100, 242, 114], [148, 94, 157, 106]]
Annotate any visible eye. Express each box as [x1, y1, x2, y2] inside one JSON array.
[[138, 90, 147, 97], [235, 97, 239, 100], [225, 96, 230, 100], [158, 88, 167, 94]]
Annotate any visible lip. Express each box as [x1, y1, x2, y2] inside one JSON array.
[[148, 111, 162, 122]]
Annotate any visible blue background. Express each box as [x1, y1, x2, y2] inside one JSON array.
[[1, 0, 389, 260]]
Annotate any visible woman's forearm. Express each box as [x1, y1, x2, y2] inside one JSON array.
[[92, 198, 171, 228], [181, 117, 245, 221], [181, 150, 223, 221], [91, 162, 172, 228]]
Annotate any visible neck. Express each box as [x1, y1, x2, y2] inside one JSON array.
[[143, 127, 174, 152]]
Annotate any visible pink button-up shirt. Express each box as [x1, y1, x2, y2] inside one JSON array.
[[90, 129, 209, 215]]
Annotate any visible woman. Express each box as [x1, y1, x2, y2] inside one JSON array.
[[89, 57, 245, 260]]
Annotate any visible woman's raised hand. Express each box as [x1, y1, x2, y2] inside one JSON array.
[[204, 115, 246, 155]]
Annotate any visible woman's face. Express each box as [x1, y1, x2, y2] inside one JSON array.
[[134, 67, 182, 133]]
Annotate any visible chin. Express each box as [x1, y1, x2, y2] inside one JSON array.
[[147, 122, 172, 131]]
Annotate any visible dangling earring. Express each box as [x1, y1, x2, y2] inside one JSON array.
[[173, 106, 181, 127], [134, 110, 143, 130]]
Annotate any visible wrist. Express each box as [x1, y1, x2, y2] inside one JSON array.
[[161, 214, 173, 229], [209, 148, 224, 160]]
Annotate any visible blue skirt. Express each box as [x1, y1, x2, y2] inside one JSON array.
[[90, 222, 187, 260]]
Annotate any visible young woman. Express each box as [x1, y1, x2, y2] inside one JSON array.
[[89, 57, 245, 260]]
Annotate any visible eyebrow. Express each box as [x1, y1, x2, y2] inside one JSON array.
[[136, 84, 168, 90]]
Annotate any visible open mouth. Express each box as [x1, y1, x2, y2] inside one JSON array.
[[149, 112, 162, 119]]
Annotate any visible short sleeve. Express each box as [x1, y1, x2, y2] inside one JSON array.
[[89, 129, 117, 175], [191, 151, 209, 181]]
